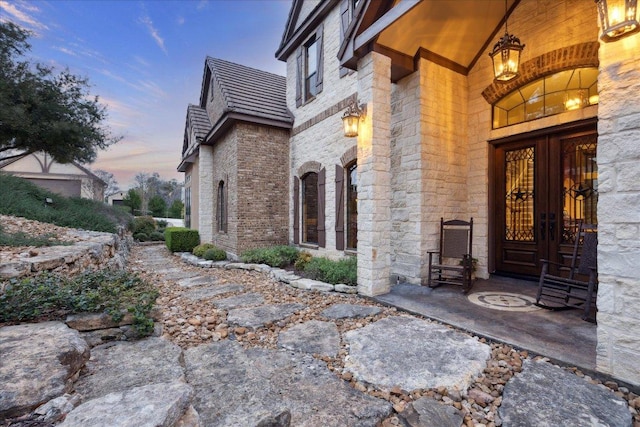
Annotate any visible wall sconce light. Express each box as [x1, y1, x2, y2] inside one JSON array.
[[489, 0, 525, 82], [342, 101, 366, 138], [596, 0, 640, 41]]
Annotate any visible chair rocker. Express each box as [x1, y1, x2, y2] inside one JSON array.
[[535, 222, 598, 322], [427, 218, 474, 293]]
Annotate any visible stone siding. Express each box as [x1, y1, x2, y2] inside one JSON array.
[[197, 145, 214, 243], [595, 31, 640, 386]]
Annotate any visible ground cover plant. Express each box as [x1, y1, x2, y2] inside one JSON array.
[[0, 270, 159, 336], [0, 173, 132, 233], [240, 245, 299, 268]]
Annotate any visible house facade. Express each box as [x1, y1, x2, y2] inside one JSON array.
[[276, 0, 640, 386], [0, 151, 106, 201], [178, 58, 293, 257]]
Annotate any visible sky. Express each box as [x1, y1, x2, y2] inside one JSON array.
[[0, 0, 291, 190]]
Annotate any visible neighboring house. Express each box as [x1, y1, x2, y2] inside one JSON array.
[[274, 0, 640, 386], [178, 58, 293, 257], [0, 151, 106, 201], [106, 191, 127, 207]]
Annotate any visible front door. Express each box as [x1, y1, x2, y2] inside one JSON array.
[[493, 125, 598, 277]]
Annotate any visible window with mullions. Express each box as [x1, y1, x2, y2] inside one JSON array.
[[302, 172, 318, 244], [346, 162, 357, 250], [295, 25, 323, 106], [493, 67, 598, 129], [305, 37, 318, 99]]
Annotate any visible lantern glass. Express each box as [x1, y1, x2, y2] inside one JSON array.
[[597, 0, 640, 41], [342, 113, 359, 138], [490, 34, 524, 82]]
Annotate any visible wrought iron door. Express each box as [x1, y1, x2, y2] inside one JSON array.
[[494, 127, 598, 277]]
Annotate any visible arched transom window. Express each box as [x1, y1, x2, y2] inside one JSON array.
[[493, 67, 598, 129]]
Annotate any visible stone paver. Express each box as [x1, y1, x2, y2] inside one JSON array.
[[499, 358, 632, 426], [344, 316, 491, 391], [176, 275, 218, 288], [278, 320, 340, 357], [73, 337, 185, 401], [227, 303, 306, 329], [321, 303, 382, 319], [398, 397, 465, 427], [184, 340, 392, 426], [213, 292, 265, 310], [181, 283, 245, 300]]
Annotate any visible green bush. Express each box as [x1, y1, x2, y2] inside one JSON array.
[[240, 245, 299, 268], [132, 216, 156, 236], [0, 270, 159, 336], [0, 173, 132, 233], [192, 243, 218, 257], [294, 251, 313, 271], [133, 232, 149, 242], [203, 247, 227, 261], [303, 256, 357, 285], [165, 227, 199, 252], [149, 231, 165, 241]]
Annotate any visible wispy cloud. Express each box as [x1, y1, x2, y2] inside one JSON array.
[[139, 14, 167, 55], [52, 46, 77, 57], [0, 0, 48, 31], [196, 1, 208, 11], [177, 16, 185, 26], [135, 79, 166, 99]]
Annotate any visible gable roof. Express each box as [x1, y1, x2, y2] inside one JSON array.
[[204, 57, 292, 126], [0, 151, 107, 186], [187, 104, 211, 140]]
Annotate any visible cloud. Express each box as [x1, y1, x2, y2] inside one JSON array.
[[196, 1, 208, 11], [177, 16, 185, 25], [0, 0, 48, 31], [52, 46, 78, 57], [139, 14, 167, 54]]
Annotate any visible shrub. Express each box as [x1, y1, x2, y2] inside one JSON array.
[[294, 251, 313, 271], [0, 270, 159, 336], [240, 245, 299, 268], [149, 231, 165, 241], [132, 216, 156, 236], [133, 232, 149, 242], [203, 247, 227, 261], [303, 256, 357, 285], [192, 243, 218, 257], [165, 227, 199, 252]]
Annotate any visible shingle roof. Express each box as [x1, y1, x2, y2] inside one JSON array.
[[187, 104, 211, 139], [206, 57, 292, 126]]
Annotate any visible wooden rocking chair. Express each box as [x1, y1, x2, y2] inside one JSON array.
[[427, 218, 474, 293], [535, 222, 598, 322]]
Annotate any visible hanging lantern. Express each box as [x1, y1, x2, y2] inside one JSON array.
[[342, 102, 365, 138], [490, 0, 525, 82], [595, 0, 640, 41]]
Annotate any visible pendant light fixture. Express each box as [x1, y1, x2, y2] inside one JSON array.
[[489, 0, 525, 82], [595, 0, 640, 41]]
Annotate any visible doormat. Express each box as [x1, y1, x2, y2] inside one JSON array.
[[467, 292, 542, 312]]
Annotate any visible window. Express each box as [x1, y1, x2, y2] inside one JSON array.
[[184, 186, 191, 229], [217, 180, 227, 233], [296, 25, 323, 106], [302, 172, 318, 244], [346, 162, 358, 250], [493, 67, 598, 129]]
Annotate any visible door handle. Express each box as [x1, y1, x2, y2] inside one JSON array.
[[540, 213, 546, 240], [549, 213, 556, 241]]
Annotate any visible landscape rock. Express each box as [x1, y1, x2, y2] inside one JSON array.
[[499, 358, 632, 427], [184, 340, 392, 426], [59, 382, 194, 427], [278, 320, 340, 357], [334, 284, 358, 294], [290, 278, 335, 292], [321, 303, 382, 319], [181, 283, 245, 300], [0, 321, 90, 419], [212, 292, 265, 310], [344, 316, 491, 391], [33, 393, 81, 423], [73, 337, 185, 401], [176, 276, 218, 288]]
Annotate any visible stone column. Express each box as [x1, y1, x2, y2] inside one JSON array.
[[596, 33, 640, 387], [356, 52, 392, 296], [198, 144, 214, 243]]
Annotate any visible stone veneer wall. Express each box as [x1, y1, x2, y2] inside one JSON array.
[[236, 123, 290, 254], [596, 32, 640, 386], [198, 144, 214, 244], [185, 159, 200, 232], [286, 3, 358, 259]]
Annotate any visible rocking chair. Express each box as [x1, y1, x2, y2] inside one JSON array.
[[535, 222, 598, 322], [427, 218, 474, 293]]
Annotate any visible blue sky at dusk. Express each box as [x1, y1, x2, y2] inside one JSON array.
[[1, 0, 290, 189]]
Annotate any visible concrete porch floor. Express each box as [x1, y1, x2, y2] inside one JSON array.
[[372, 276, 597, 372]]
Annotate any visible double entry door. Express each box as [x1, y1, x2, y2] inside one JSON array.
[[493, 124, 598, 277]]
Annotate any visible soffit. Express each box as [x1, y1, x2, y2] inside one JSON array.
[[374, 0, 517, 71]]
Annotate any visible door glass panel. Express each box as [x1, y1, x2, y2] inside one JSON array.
[[562, 137, 598, 244], [505, 147, 535, 241]]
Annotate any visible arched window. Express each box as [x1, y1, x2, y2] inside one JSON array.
[[302, 172, 318, 244], [493, 67, 598, 129], [217, 180, 227, 233], [346, 161, 357, 250]]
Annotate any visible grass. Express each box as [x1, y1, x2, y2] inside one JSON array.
[[0, 270, 159, 336], [0, 173, 133, 234]]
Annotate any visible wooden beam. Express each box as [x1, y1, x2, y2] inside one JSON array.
[[354, 0, 422, 53], [415, 48, 468, 76]]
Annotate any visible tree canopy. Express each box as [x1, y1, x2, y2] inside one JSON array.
[[0, 21, 120, 164]]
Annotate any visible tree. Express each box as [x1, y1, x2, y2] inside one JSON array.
[[0, 22, 120, 164], [93, 169, 119, 197], [168, 200, 184, 219], [148, 195, 167, 217], [123, 189, 141, 215]]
